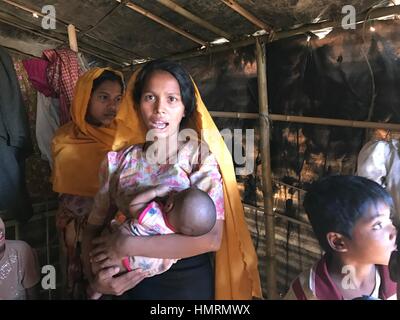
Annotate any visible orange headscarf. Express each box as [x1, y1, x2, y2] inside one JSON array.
[[121, 69, 263, 299], [52, 68, 141, 197]]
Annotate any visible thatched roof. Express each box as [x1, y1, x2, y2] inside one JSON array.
[[0, 0, 396, 66]]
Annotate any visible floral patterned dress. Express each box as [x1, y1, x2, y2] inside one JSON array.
[[89, 140, 224, 225]]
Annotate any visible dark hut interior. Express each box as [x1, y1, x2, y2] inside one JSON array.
[[1, 0, 400, 300]]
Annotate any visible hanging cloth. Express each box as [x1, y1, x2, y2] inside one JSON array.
[[0, 46, 33, 222], [43, 48, 83, 125]]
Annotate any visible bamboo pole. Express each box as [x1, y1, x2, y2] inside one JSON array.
[[220, 0, 272, 32], [209, 111, 400, 131], [157, 0, 233, 40], [67, 24, 78, 53], [210, 111, 258, 119], [2, 0, 38, 16], [269, 114, 400, 130], [256, 37, 277, 299], [116, 0, 207, 46]]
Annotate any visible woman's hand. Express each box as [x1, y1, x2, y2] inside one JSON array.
[[90, 266, 147, 296], [90, 253, 126, 275], [89, 227, 130, 269]]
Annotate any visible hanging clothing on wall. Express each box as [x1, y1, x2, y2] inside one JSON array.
[[15, 57, 55, 203], [23, 57, 59, 166], [36, 93, 60, 167], [22, 58, 54, 97], [357, 139, 400, 222], [43, 48, 82, 125], [0, 46, 33, 223]]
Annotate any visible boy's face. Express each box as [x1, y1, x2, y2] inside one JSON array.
[[344, 201, 397, 265], [0, 218, 5, 250]]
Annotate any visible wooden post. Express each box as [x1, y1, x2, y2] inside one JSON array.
[[68, 24, 78, 53], [256, 37, 277, 299]]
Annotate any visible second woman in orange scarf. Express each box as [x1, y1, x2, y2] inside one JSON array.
[[52, 68, 137, 299]]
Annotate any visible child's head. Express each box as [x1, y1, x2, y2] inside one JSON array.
[[165, 188, 216, 236], [303, 175, 397, 265]]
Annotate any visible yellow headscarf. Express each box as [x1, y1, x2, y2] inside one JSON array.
[[52, 67, 141, 197], [121, 68, 263, 299]]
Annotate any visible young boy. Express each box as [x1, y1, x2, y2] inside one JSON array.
[[285, 175, 397, 300], [0, 217, 40, 299], [85, 185, 217, 299]]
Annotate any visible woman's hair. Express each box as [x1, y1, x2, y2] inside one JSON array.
[[92, 70, 125, 93], [132, 59, 196, 122], [303, 175, 393, 253]]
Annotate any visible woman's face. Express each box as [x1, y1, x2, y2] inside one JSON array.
[[139, 70, 185, 139], [86, 80, 123, 127]]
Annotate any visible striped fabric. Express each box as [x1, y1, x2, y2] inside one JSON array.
[[43, 48, 82, 125]]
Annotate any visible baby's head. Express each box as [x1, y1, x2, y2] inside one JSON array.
[[165, 187, 216, 236], [303, 175, 397, 265]]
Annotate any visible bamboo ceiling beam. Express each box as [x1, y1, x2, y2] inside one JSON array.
[[209, 111, 400, 131], [0, 44, 35, 58], [1, 0, 143, 60], [0, 15, 124, 66], [220, 0, 272, 32], [156, 0, 233, 40], [116, 0, 207, 46]]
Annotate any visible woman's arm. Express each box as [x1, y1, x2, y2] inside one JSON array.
[[128, 219, 223, 258], [91, 219, 223, 265]]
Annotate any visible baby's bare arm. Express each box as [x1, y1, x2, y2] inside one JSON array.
[[129, 185, 171, 218]]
